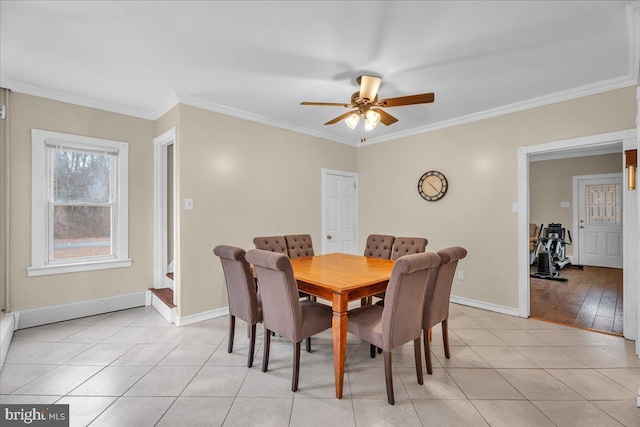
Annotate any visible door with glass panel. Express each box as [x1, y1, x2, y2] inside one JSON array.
[[575, 174, 623, 268]]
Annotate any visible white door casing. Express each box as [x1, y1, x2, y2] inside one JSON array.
[[321, 169, 357, 255], [153, 127, 177, 301], [573, 174, 623, 268]]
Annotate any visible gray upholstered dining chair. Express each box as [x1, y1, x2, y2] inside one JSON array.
[[245, 249, 333, 392], [392, 237, 428, 260], [253, 236, 288, 254], [423, 246, 468, 375], [253, 235, 314, 350], [373, 236, 428, 306], [347, 252, 441, 405], [284, 234, 315, 258], [213, 245, 262, 368], [363, 234, 395, 259], [361, 234, 396, 306]]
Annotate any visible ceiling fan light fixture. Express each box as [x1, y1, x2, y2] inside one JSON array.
[[345, 113, 360, 129], [365, 109, 380, 125], [364, 119, 377, 131]]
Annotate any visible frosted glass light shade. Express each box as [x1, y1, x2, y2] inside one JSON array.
[[345, 113, 360, 129]]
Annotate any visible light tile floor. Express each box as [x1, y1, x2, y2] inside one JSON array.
[[1, 304, 639, 426]]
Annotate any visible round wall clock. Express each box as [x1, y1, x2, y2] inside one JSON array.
[[418, 171, 448, 201]]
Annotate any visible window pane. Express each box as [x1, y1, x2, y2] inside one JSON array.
[[53, 205, 112, 259], [53, 150, 111, 203], [584, 184, 620, 225]]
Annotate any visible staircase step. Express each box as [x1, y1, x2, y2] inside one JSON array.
[[166, 272, 174, 280], [149, 288, 176, 308]]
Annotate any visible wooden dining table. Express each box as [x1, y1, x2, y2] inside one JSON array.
[[289, 253, 394, 399]]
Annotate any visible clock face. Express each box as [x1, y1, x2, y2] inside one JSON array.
[[418, 171, 448, 201]]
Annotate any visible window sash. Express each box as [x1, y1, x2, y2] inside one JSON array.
[[45, 148, 119, 265]]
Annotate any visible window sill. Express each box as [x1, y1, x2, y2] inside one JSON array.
[[27, 259, 132, 277]]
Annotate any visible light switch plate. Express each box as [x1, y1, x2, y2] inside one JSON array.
[[185, 198, 194, 210], [560, 202, 570, 208]]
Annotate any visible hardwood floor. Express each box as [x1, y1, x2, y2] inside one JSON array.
[[530, 266, 623, 335]]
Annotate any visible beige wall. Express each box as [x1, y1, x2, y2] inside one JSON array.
[[8, 93, 155, 311], [177, 104, 357, 317], [530, 153, 622, 256], [357, 87, 635, 309]]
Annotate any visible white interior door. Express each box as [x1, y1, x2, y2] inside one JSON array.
[[322, 170, 357, 254], [575, 174, 623, 268]]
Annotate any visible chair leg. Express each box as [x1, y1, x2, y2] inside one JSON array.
[[413, 337, 424, 385], [292, 341, 301, 392], [424, 329, 433, 375], [360, 297, 368, 307], [442, 319, 450, 359], [377, 347, 382, 354], [262, 327, 271, 372], [383, 350, 394, 405], [370, 344, 376, 358], [429, 328, 433, 342], [247, 323, 257, 368], [227, 315, 236, 353], [306, 336, 311, 353]]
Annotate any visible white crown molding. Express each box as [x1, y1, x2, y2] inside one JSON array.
[[359, 76, 637, 147], [151, 92, 180, 120], [175, 92, 357, 146], [627, 1, 640, 83], [2, 80, 157, 120]]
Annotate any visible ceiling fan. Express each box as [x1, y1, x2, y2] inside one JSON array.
[[300, 75, 435, 141]]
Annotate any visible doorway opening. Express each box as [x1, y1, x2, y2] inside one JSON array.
[[153, 127, 178, 320], [517, 129, 637, 340]]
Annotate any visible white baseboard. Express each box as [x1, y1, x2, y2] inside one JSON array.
[[450, 295, 520, 317], [0, 313, 17, 370], [150, 291, 176, 325], [14, 291, 148, 329], [176, 306, 229, 327]]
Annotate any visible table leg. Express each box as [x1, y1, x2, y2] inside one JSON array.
[[332, 294, 348, 399]]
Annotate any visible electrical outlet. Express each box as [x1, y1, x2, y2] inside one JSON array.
[[457, 271, 464, 280], [560, 202, 570, 208]]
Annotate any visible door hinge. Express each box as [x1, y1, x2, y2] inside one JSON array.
[[0, 105, 5, 120], [354, 182, 356, 189]]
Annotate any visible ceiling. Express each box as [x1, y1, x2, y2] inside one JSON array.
[[1, 1, 637, 146]]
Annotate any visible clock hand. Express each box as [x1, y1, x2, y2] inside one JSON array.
[[427, 181, 438, 191]]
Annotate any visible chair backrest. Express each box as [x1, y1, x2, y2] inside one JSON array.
[[381, 252, 441, 351], [392, 237, 428, 260], [245, 249, 302, 342], [284, 234, 315, 258], [253, 236, 288, 254], [423, 246, 468, 329], [364, 234, 395, 259], [213, 245, 260, 324]]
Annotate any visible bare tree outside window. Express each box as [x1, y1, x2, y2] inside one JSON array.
[[51, 149, 113, 259]]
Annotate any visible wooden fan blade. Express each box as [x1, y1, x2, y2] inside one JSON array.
[[359, 76, 382, 103], [373, 108, 398, 126], [325, 110, 356, 125], [301, 102, 350, 107], [377, 93, 434, 108]]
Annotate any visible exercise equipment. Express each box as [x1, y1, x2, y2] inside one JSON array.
[[530, 223, 583, 282]]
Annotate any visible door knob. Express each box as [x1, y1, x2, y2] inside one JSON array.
[[579, 219, 584, 223], [580, 225, 584, 228], [326, 235, 332, 240]]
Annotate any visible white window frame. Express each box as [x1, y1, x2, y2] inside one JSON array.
[[28, 129, 131, 276]]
